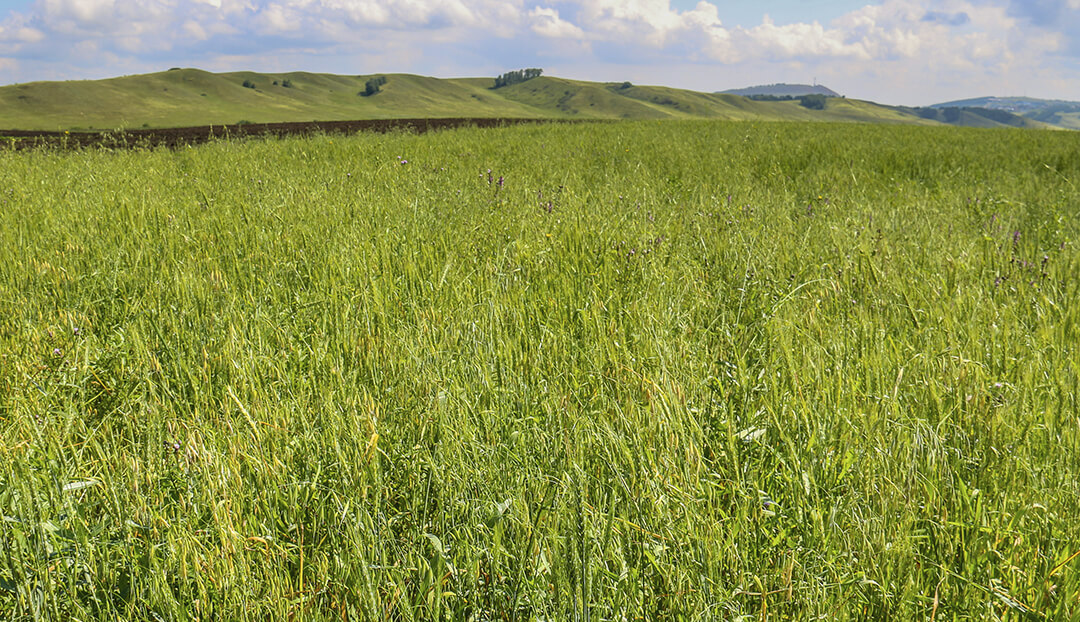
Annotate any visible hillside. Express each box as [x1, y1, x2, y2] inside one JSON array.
[[895, 105, 1052, 129], [930, 96, 1080, 130], [0, 69, 545, 130], [0, 68, 1002, 131]]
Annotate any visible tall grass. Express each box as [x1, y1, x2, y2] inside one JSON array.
[[1, 121, 1078, 619]]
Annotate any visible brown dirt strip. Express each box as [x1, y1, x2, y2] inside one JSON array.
[[0, 117, 580, 150]]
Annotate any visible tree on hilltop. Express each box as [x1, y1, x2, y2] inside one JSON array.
[[493, 68, 543, 89]]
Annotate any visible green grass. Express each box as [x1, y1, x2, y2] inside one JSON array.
[[1047, 111, 1080, 130], [1, 120, 1079, 620], [0, 69, 948, 130]]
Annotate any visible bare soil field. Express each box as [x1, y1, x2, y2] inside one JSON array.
[[0, 117, 557, 149]]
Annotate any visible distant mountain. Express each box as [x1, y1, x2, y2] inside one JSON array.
[[720, 83, 840, 98], [929, 96, 1080, 130]]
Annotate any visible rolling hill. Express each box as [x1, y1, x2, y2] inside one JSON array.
[[894, 105, 1051, 129], [0, 68, 1056, 131], [930, 96, 1080, 130]]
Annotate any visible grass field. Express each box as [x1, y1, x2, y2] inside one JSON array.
[[1, 120, 1078, 620]]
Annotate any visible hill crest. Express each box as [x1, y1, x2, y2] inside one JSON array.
[[720, 83, 841, 97]]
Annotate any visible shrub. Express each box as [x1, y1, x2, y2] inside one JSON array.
[[799, 94, 827, 110], [242, 79, 256, 89], [361, 76, 387, 96], [282, 79, 293, 88]]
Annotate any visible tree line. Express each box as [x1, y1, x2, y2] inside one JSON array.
[[493, 68, 543, 89]]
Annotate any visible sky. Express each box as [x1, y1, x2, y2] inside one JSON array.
[[1, 0, 1079, 105]]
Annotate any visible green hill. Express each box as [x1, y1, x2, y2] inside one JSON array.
[[0, 68, 1017, 131], [0, 69, 546, 130], [929, 96, 1080, 129], [899, 105, 1053, 129]]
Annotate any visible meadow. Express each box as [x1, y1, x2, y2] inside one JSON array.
[[0, 120, 1078, 620]]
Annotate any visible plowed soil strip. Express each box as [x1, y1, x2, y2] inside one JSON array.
[[1, 117, 577, 150]]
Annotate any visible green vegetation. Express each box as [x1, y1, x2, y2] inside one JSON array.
[[1, 120, 1079, 619], [798, 94, 828, 110], [908, 106, 1046, 129], [930, 97, 1080, 130], [0, 69, 943, 130], [362, 76, 387, 97], [493, 68, 544, 89]]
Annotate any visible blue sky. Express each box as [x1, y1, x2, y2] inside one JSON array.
[[1, 0, 1079, 105], [669, 1, 873, 25]]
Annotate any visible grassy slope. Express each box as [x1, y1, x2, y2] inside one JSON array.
[[1036, 111, 1080, 129], [1058, 112, 1080, 129], [0, 69, 546, 130], [948, 109, 1051, 129], [1, 69, 944, 130], [461, 76, 934, 125]]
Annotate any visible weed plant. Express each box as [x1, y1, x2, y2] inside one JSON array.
[[0, 121, 1078, 619]]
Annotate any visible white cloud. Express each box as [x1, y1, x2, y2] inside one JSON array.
[[558, 0, 726, 48], [731, 16, 867, 62], [182, 19, 209, 40], [529, 7, 584, 39]]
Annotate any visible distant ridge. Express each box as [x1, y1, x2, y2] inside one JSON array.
[[929, 96, 1080, 112], [720, 83, 840, 97], [928, 96, 1080, 130], [895, 105, 1047, 129]]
